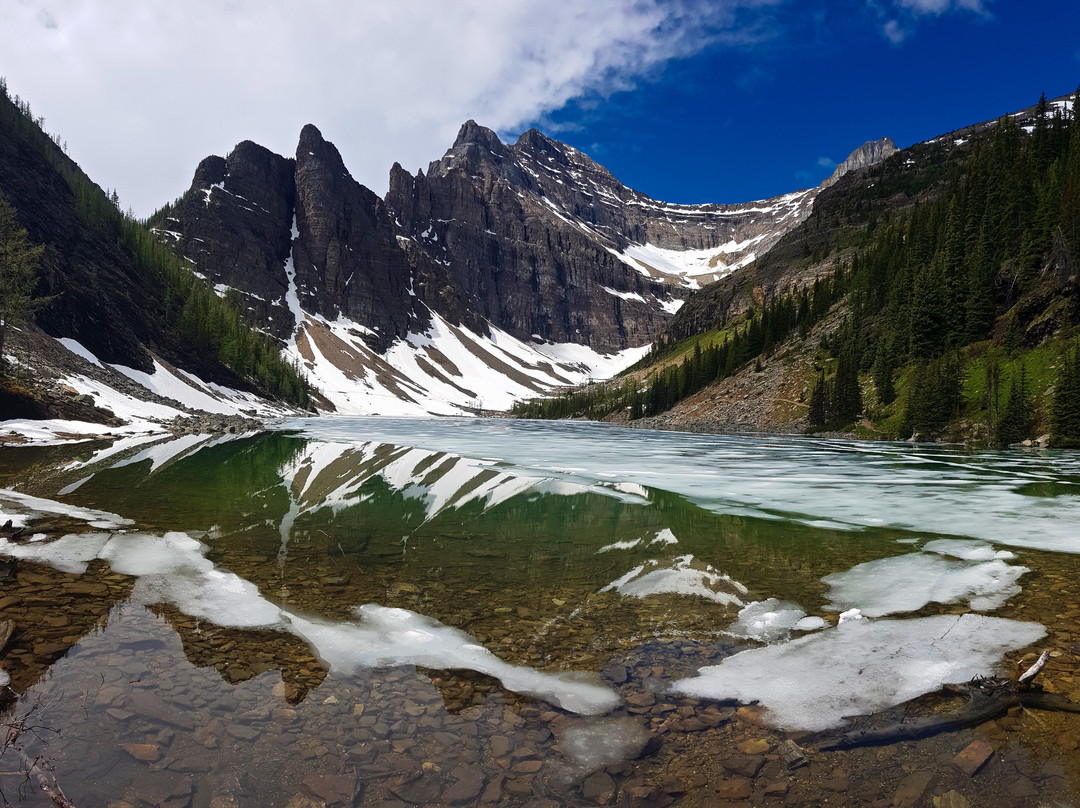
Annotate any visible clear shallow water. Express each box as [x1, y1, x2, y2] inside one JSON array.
[[0, 418, 1077, 806]]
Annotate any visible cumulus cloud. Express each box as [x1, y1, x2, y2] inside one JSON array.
[[0, 0, 778, 215]]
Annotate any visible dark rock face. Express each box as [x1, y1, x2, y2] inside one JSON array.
[[163, 120, 823, 356], [292, 125, 433, 350], [386, 122, 817, 352], [163, 126, 466, 352], [158, 141, 296, 338]]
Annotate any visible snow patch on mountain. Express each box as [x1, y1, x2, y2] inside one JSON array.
[[611, 238, 766, 288], [285, 305, 649, 416]]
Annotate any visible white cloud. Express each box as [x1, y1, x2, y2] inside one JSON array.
[[880, 0, 989, 43], [0, 0, 777, 216], [898, 0, 987, 13], [882, 18, 908, 43], [816, 156, 834, 168]]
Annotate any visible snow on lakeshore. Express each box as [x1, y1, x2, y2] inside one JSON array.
[[673, 614, 1046, 731], [0, 494, 620, 716], [0, 338, 292, 446]]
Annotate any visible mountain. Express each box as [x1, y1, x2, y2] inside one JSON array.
[[155, 121, 891, 415], [0, 82, 308, 431], [520, 90, 1080, 447], [820, 137, 897, 188]]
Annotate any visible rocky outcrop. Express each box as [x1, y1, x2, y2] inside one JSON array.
[[160, 121, 858, 357], [821, 138, 898, 189], [291, 125, 421, 350], [386, 122, 817, 352], [156, 141, 296, 337]]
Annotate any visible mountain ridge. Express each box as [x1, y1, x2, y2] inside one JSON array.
[[152, 120, 894, 414]]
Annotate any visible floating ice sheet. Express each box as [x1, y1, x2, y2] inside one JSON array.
[[673, 614, 1046, 731], [288, 418, 1080, 556], [288, 606, 620, 716], [0, 489, 132, 530], [923, 538, 1017, 562], [823, 552, 1028, 618], [729, 599, 816, 642]]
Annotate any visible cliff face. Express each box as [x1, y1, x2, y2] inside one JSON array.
[[821, 137, 899, 189], [155, 121, 897, 414], [386, 121, 817, 352], [164, 121, 825, 357], [157, 141, 296, 339]]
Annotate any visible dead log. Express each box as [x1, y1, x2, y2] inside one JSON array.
[[813, 673, 1080, 750]]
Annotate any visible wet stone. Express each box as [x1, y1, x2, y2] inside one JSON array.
[[764, 781, 788, 797], [225, 724, 261, 741], [716, 777, 753, 800], [822, 777, 850, 792], [120, 743, 162, 762], [582, 770, 616, 805], [723, 755, 765, 778], [443, 765, 486, 804], [1008, 777, 1039, 798], [388, 773, 443, 805], [953, 740, 994, 777], [892, 771, 935, 808], [738, 739, 772, 755], [301, 773, 361, 807], [625, 691, 656, 708], [933, 791, 971, 808]]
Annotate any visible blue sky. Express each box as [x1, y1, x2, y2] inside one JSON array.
[[535, 0, 1080, 203], [1, 1, 1076, 214]]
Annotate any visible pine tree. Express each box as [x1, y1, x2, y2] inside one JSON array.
[[1051, 345, 1080, 447], [0, 192, 47, 370], [996, 364, 1033, 446], [808, 370, 827, 429]]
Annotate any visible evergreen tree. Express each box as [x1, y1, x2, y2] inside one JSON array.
[[808, 370, 827, 429], [995, 364, 1033, 446], [1051, 345, 1080, 448], [0, 192, 47, 370]]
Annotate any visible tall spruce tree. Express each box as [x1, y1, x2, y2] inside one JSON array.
[[0, 192, 46, 371], [1051, 345, 1080, 448]]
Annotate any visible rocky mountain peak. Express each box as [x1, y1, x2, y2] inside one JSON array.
[[821, 137, 899, 188], [429, 119, 517, 179]]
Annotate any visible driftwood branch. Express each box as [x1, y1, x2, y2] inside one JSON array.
[[1018, 650, 1050, 686], [813, 662, 1080, 751]]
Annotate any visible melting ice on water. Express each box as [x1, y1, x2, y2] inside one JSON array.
[[0, 492, 620, 716], [674, 614, 1046, 731]]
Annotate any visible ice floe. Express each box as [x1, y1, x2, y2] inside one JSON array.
[[823, 547, 1028, 618], [729, 599, 820, 642], [673, 614, 1046, 731]]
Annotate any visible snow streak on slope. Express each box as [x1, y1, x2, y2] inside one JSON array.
[[285, 305, 650, 416], [0, 338, 293, 445]]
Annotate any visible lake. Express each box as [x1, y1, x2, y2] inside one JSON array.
[[0, 417, 1078, 807]]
